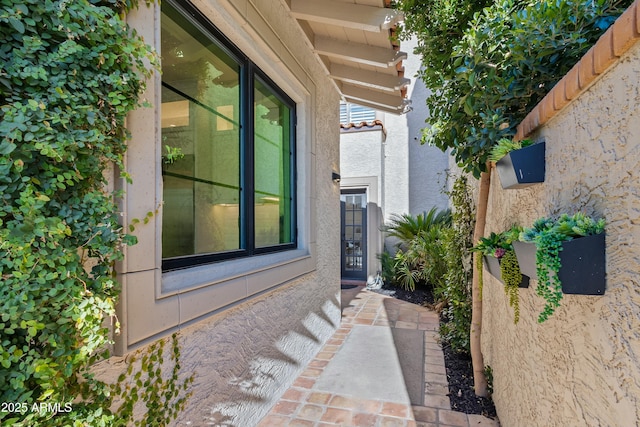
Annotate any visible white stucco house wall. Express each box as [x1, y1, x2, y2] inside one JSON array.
[[339, 36, 450, 282], [91, 0, 411, 425]]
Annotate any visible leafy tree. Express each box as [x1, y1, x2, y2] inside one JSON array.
[[395, 0, 633, 396]]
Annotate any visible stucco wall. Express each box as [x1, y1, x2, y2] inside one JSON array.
[[383, 36, 450, 221], [482, 39, 640, 426], [93, 0, 342, 426]]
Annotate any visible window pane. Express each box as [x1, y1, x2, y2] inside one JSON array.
[[161, 3, 241, 258], [254, 78, 293, 248]]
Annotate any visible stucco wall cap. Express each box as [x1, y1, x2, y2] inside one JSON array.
[[578, 46, 598, 89], [612, 3, 640, 56], [517, 0, 640, 139], [593, 29, 617, 74], [564, 63, 581, 100], [553, 79, 569, 111]]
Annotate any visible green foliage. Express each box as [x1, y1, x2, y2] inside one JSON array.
[[109, 334, 194, 427], [436, 175, 475, 354], [472, 225, 522, 258], [393, 0, 494, 89], [519, 213, 605, 322], [473, 226, 523, 322], [19, 333, 194, 427], [383, 208, 452, 248], [484, 365, 494, 395], [488, 138, 533, 163], [396, 0, 633, 177], [0, 0, 192, 424], [377, 251, 395, 286], [162, 145, 184, 165], [499, 249, 522, 323], [473, 232, 509, 258], [381, 208, 452, 291]]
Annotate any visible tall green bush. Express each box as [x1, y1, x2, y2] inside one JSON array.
[[396, 0, 633, 177], [436, 175, 475, 354], [0, 0, 193, 425]]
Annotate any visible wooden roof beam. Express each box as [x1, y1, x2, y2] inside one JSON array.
[[314, 36, 407, 68], [330, 63, 410, 92], [290, 0, 403, 32], [343, 97, 411, 115], [341, 83, 410, 111]]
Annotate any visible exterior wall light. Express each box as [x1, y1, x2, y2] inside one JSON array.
[[332, 172, 341, 183]]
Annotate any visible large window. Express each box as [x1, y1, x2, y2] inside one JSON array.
[[161, 1, 296, 271]]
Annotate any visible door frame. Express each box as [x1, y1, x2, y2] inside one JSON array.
[[340, 189, 367, 280]]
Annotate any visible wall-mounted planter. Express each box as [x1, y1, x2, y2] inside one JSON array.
[[484, 255, 530, 288], [496, 141, 545, 189], [512, 232, 606, 295]]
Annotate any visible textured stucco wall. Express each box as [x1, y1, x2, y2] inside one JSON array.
[[340, 130, 384, 189], [380, 35, 451, 221], [482, 40, 640, 427], [403, 37, 450, 217], [340, 131, 385, 278], [94, 0, 342, 426]]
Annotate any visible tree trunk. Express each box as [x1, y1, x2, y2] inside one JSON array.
[[470, 165, 491, 397]]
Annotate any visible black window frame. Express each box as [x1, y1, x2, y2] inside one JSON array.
[[161, 0, 297, 272]]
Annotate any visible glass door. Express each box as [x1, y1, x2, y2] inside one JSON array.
[[340, 191, 367, 280]]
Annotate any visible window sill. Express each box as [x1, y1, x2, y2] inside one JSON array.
[[161, 248, 312, 296]]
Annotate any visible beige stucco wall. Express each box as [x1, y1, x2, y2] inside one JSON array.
[[92, 0, 342, 425], [482, 39, 640, 426]]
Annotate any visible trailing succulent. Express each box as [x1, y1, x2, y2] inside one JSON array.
[[473, 226, 524, 323], [520, 213, 605, 322], [488, 138, 533, 163]]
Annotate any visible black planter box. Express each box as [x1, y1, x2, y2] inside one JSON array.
[[483, 255, 529, 288], [496, 141, 545, 189], [512, 233, 606, 295]]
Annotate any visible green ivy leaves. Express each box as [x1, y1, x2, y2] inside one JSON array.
[[0, 0, 162, 425]]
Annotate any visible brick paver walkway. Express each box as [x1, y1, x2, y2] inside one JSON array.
[[258, 285, 500, 427]]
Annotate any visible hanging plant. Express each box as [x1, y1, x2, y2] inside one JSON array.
[[472, 226, 525, 323], [516, 213, 606, 322], [499, 249, 522, 323]]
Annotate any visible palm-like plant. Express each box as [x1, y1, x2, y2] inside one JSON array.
[[382, 208, 452, 291], [383, 208, 452, 246]]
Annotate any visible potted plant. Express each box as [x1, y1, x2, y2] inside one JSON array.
[[513, 213, 606, 322], [473, 226, 528, 323], [490, 138, 545, 189]]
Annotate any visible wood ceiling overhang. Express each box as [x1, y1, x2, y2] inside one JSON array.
[[288, 0, 411, 114]]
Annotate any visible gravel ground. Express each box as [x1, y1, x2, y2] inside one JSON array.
[[371, 282, 498, 419]]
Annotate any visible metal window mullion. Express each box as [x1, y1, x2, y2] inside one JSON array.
[[243, 64, 255, 255]]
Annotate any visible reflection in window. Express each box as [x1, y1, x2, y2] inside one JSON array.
[[254, 78, 292, 248], [160, 1, 296, 270]]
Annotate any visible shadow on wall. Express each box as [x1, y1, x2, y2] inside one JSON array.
[[175, 277, 341, 426]]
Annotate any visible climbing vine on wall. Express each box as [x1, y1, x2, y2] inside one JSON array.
[[0, 0, 194, 425]]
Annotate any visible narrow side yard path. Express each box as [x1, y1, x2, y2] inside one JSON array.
[[258, 285, 499, 427]]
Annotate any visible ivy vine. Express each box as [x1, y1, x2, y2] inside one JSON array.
[[0, 0, 193, 425]]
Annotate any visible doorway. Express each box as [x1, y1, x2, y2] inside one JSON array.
[[340, 190, 367, 280]]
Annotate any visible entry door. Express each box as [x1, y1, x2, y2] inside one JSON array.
[[340, 191, 367, 280]]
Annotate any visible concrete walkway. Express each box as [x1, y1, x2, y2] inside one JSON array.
[[258, 285, 500, 427]]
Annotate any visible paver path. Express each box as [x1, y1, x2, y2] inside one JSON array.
[[258, 285, 500, 427]]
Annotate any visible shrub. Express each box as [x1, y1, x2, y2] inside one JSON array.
[[381, 208, 452, 291], [397, 0, 633, 177], [436, 175, 475, 354]]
